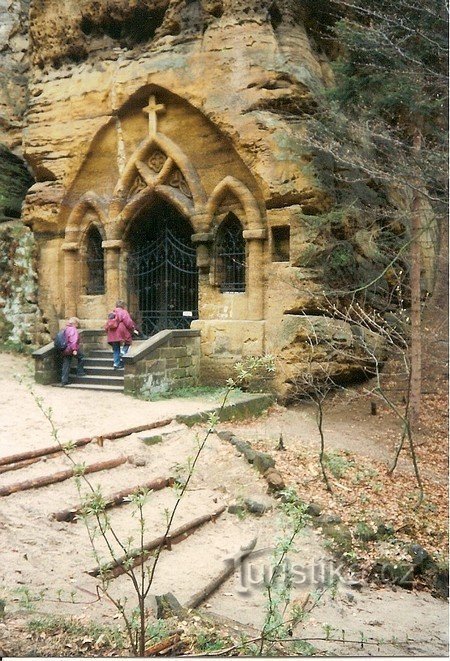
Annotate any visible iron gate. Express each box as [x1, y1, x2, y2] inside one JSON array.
[[127, 224, 198, 337]]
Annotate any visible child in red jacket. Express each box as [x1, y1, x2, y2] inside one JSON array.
[[105, 301, 137, 369]]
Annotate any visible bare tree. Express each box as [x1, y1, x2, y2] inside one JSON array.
[[301, 0, 448, 431]]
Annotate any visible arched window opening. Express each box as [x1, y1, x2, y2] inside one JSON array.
[[86, 226, 105, 294], [215, 213, 246, 292]]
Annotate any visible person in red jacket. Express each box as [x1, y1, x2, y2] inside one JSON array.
[[61, 317, 86, 386], [105, 300, 137, 369]]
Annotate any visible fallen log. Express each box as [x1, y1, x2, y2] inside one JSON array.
[[102, 419, 172, 440], [88, 505, 226, 579], [145, 633, 181, 656], [0, 438, 92, 467], [0, 457, 41, 475], [0, 418, 174, 467], [52, 476, 174, 522], [185, 537, 257, 610], [0, 456, 127, 497]]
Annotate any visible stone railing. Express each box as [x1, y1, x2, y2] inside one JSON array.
[[32, 328, 201, 395], [123, 329, 201, 397], [32, 329, 107, 385], [32, 341, 60, 385]]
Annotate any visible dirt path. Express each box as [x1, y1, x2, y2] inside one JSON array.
[[0, 353, 219, 456], [0, 352, 448, 656]]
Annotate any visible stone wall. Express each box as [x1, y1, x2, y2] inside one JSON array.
[[123, 329, 200, 396], [0, 221, 48, 348]]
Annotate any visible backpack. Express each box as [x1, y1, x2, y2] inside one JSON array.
[[105, 312, 119, 331], [54, 328, 67, 352]]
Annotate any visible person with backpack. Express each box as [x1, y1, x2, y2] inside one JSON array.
[[59, 317, 86, 386], [105, 300, 137, 369]]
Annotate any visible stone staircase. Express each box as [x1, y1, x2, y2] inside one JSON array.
[[66, 349, 124, 392], [34, 330, 201, 395]]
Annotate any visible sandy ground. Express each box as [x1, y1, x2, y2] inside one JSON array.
[[0, 353, 448, 656]]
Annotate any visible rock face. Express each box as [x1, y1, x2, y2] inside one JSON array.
[[0, 222, 48, 347], [0, 145, 34, 221], [0, 0, 30, 150], [1, 0, 390, 393]]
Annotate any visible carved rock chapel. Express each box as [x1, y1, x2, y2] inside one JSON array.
[[5, 0, 390, 396], [57, 88, 267, 387]]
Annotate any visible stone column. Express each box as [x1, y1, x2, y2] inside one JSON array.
[[191, 232, 213, 271], [243, 229, 266, 320], [191, 232, 213, 322], [62, 242, 79, 318], [102, 239, 123, 311]]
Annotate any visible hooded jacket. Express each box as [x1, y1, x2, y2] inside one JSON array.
[[105, 307, 135, 345], [63, 323, 81, 355]]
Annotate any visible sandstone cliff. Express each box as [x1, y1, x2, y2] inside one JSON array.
[[1, 0, 393, 394], [0, 0, 30, 150]]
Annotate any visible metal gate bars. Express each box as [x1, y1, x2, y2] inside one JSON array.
[[127, 224, 198, 337]]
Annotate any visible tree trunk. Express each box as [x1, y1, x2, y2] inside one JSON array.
[[0, 456, 127, 497], [185, 537, 257, 609], [409, 129, 423, 431], [51, 476, 173, 522], [88, 505, 226, 578], [0, 418, 173, 467], [144, 634, 181, 656], [0, 457, 41, 474]]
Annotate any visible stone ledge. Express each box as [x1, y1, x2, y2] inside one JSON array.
[[175, 393, 274, 427], [32, 341, 55, 357], [191, 232, 213, 243], [242, 229, 267, 240], [124, 329, 201, 364], [101, 239, 123, 249]]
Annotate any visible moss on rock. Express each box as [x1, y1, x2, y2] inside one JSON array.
[[0, 222, 47, 346]]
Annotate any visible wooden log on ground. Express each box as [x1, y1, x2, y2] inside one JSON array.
[[145, 633, 181, 656], [52, 476, 174, 522], [0, 438, 92, 466], [0, 418, 174, 467], [185, 537, 257, 610], [88, 505, 226, 579], [102, 418, 173, 440], [0, 457, 41, 475], [0, 456, 127, 497]]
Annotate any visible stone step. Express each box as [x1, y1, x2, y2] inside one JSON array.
[[69, 374, 124, 386], [85, 356, 115, 367], [88, 349, 112, 358], [62, 383, 124, 392], [70, 365, 123, 377]]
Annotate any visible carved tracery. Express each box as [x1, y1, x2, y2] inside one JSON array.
[[147, 150, 166, 173], [168, 168, 192, 199], [128, 172, 148, 198], [114, 95, 207, 215]]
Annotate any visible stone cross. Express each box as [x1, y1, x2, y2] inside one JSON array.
[[142, 95, 165, 134]]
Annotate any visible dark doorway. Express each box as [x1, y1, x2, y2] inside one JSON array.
[[127, 200, 198, 336]]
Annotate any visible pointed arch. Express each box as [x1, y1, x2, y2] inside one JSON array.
[[112, 133, 207, 217], [65, 192, 108, 244], [207, 176, 263, 231], [115, 184, 195, 239], [215, 212, 246, 292]]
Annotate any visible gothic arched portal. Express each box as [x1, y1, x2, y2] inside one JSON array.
[[126, 199, 198, 336]]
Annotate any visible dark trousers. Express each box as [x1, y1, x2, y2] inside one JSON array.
[[61, 352, 85, 385]]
